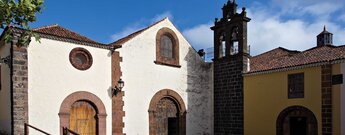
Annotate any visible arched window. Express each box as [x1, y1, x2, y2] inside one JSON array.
[[160, 34, 174, 58], [155, 28, 180, 68], [219, 33, 226, 57], [231, 27, 239, 55]]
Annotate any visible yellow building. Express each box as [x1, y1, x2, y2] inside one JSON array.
[[244, 28, 345, 135]]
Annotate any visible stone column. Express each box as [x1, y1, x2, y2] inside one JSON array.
[[11, 45, 29, 135], [321, 64, 332, 135], [112, 51, 125, 135]]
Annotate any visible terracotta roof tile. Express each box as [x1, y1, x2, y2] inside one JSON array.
[[33, 24, 104, 45], [249, 45, 345, 73], [109, 18, 168, 47]]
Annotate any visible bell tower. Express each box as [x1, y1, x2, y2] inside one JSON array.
[[211, 0, 251, 134]]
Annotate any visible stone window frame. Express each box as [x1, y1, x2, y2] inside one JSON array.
[[288, 73, 304, 99], [69, 47, 93, 70], [59, 91, 107, 135], [148, 89, 186, 135], [154, 27, 181, 68]]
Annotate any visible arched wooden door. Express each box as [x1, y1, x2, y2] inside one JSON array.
[[59, 91, 107, 135], [69, 101, 97, 135]]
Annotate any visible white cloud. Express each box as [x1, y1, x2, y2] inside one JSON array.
[[248, 11, 312, 55], [110, 24, 144, 42], [151, 11, 173, 23], [247, 9, 345, 55], [111, 1, 345, 57], [269, 0, 344, 19], [182, 2, 345, 56], [182, 23, 213, 50], [272, 0, 344, 11], [110, 11, 172, 42], [302, 2, 342, 17]]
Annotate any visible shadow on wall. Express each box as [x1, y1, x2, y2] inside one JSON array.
[[0, 130, 8, 135], [184, 47, 213, 135]]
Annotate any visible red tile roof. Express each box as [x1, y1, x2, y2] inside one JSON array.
[[249, 45, 345, 73], [33, 24, 104, 45], [109, 18, 167, 47]]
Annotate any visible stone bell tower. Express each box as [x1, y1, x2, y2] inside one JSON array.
[[211, 0, 251, 134]]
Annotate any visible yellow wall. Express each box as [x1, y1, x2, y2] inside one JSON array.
[[332, 64, 341, 135], [244, 66, 322, 135]]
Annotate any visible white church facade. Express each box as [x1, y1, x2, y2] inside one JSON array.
[[0, 18, 213, 135]]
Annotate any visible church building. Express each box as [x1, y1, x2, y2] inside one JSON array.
[[1, 0, 345, 135], [0, 18, 213, 135]]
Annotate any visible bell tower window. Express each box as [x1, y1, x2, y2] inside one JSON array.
[[231, 27, 239, 55], [232, 41, 239, 55], [211, 0, 250, 59], [219, 33, 226, 57]]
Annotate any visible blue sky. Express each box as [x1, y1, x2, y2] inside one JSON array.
[[26, 0, 345, 55]]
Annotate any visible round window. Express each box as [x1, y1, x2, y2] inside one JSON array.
[[69, 48, 93, 70]]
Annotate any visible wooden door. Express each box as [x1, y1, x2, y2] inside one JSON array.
[[70, 101, 97, 135]]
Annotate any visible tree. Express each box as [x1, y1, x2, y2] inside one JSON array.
[[0, 0, 44, 46]]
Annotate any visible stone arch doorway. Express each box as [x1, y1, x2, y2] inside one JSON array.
[[148, 89, 186, 135], [276, 106, 318, 135], [59, 91, 107, 135]]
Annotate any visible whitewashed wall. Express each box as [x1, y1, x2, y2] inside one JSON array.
[[341, 63, 345, 135], [28, 38, 112, 134], [119, 18, 213, 135], [0, 41, 12, 134]]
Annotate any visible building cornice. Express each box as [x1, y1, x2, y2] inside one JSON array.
[[5, 27, 117, 50], [244, 59, 345, 76]]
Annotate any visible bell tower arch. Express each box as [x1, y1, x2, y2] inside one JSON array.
[[212, 0, 250, 58]]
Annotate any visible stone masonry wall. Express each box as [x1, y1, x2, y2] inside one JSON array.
[[12, 46, 28, 135], [112, 51, 125, 135], [184, 49, 213, 135], [214, 54, 248, 135], [321, 64, 332, 135]]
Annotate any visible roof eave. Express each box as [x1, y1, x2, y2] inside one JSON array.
[[2, 27, 113, 50], [108, 18, 168, 46], [245, 58, 345, 76]]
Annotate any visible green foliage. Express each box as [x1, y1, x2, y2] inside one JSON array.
[[0, 0, 44, 47]]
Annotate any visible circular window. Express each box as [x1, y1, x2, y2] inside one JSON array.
[[69, 48, 93, 70]]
